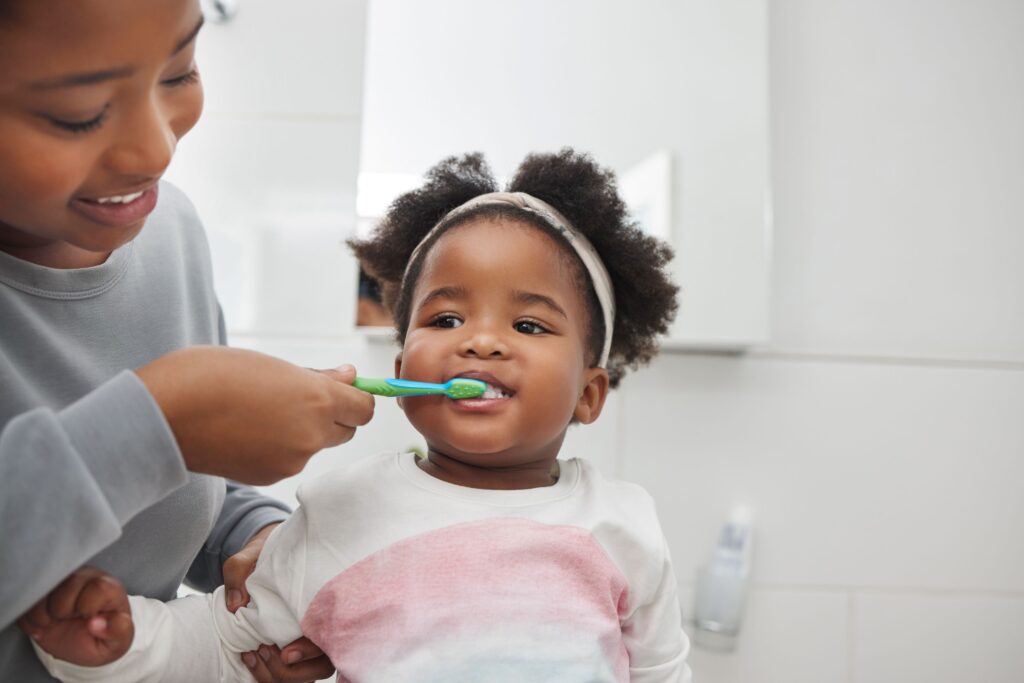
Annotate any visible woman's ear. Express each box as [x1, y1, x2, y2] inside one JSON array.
[[573, 367, 610, 424]]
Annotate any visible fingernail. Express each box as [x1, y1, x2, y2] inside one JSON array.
[[90, 617, 107, 633], [242, 653, 256, 668], [227, 589, 242, 608], [335, 364, 354, 373], [259, 646, 270, 662], [284, 650, 301, 664]]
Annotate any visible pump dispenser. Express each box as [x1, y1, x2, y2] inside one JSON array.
[[692, 506, 753, 651]]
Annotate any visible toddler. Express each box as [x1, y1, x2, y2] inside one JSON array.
[[32, 150, 690, 682]]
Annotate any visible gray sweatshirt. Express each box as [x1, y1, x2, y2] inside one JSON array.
[[0, 183, 290, 680]]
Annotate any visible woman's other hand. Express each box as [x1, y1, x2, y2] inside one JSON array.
[[17, 567, 133, 667]]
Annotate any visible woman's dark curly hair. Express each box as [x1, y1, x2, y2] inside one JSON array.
[[349, 148, 678, 388]]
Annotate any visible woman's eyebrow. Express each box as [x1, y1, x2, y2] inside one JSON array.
[[28, 66, 134, 91], [173, 16, 205, 56], [513, 290, 568, 319], [25, 16, 204, 91]]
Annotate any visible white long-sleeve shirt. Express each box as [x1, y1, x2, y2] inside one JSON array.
[[37, 452, 691, 682]]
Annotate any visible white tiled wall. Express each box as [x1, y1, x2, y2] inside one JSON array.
[[174, 0, 1024, 681]]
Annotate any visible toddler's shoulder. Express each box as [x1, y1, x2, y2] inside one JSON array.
[[572, 458, 669, 553], [574, 458, 660, 518], [296, 452, 402, 513]]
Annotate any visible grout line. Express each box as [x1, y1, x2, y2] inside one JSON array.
[[659, 344, 1024, 371], [748, 349, 1024, 371], [678, 579, 1024, 599], [202, 111, 362, 124], [847, 591, 857, 683]]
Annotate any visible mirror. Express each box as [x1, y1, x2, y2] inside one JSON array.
[[356, 0, 770, 348]]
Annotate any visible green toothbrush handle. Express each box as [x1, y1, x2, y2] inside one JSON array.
[[352, 377, 486, 399], [353, 377, 407, 397]]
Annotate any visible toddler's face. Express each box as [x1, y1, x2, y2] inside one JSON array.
[[397, 218, 608, 472], [0, 0, 203, 267]]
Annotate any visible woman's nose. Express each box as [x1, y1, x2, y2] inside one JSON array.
[[457, 325, 509, 359], [103, 100, 176, 179]]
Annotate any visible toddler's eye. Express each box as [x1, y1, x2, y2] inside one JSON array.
[[432, 315, 463, 329], [514, 320, 548, 335]]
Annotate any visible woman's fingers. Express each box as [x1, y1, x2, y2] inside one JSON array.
[[279, 636, 325, 665], [75, 573, 128, 617], [244, 644, 335, 683], [325, 377, 375, 430], [93, 611, 134, 654], [17, 598, 52, 634], [46, 567, 105, 620]]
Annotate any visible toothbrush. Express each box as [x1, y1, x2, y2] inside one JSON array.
[[353, 377, 487, 399]]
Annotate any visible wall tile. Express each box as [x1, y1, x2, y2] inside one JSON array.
[[854, 592, 1024, 683], [680, 585, 849, 683], [621, 352, 1024, 592], [770, 0, 1024, 361]]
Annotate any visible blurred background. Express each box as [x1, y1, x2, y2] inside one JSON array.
[[164, 1, 1024, 680]]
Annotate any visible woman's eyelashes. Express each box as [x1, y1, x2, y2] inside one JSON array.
[[163, 67, 200, 88], [42, 67, 200, 134], [45, 105, 109, 133]]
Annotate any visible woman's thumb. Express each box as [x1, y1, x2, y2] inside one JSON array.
[[319, 364, 356, 384]]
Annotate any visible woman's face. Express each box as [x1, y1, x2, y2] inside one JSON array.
[[397, 219, 609, 480], [0, 0, 204, 268]]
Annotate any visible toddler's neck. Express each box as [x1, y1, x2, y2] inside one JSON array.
[[416, 451, 560, 490]]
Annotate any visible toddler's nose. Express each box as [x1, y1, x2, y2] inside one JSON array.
[[457, 326, 509, 359]]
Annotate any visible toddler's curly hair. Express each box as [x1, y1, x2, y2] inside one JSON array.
[[349, 148, 678, 388]]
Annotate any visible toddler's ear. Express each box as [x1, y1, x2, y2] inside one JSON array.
[[393, 353, 404, 409], [573, 368, 610, 424]]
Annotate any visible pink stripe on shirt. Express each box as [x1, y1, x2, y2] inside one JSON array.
[[301, 518, 631, 682]]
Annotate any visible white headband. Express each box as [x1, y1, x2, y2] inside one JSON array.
[[403, 191, 616, 368]]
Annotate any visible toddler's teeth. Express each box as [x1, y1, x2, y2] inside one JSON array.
[[482, 384, 511, 399]]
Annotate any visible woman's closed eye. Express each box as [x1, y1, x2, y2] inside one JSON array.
[[39, 67, 200, 135], [163, 67, 200, 88], [44, 106, 109, 134]]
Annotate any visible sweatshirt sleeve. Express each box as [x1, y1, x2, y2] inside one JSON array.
[[0, 371, 188, 630], [33, 509, 310, 683], [185, 481, 290, 592], [623, 539, 693, 683], [182, 302, 292, 592]]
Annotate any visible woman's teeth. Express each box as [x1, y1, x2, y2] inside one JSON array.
[[482, 384, 512, 399], [92, 191, 145, 204]]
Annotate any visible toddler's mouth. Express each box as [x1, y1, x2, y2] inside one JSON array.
[[453, 372, 515, 399]]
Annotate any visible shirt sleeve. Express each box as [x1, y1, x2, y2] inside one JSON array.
[[32, 508, 310, 683], [0, 371, 188, 630], [623, 540, 693, 683], [182, 303, 292, 591], [184, 481, 291, 592]]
